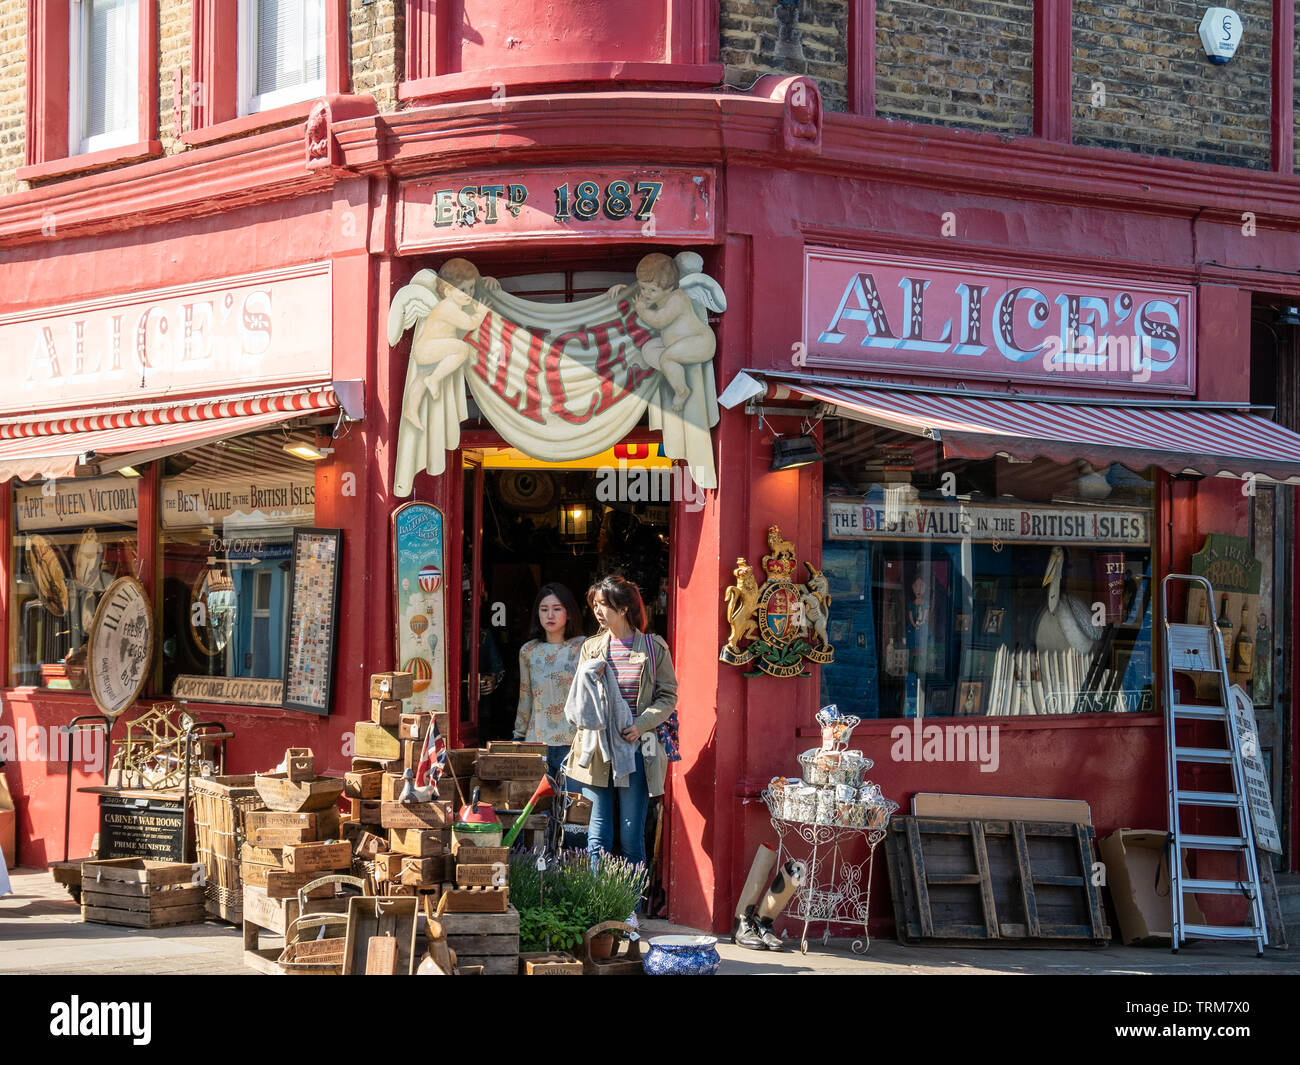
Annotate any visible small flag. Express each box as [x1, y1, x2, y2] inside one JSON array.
[[415, 716, 447, 793]]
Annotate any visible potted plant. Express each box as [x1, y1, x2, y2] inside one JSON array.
[[508, 849, 648, 959]]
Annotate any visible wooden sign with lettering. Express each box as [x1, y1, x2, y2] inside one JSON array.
[[87, 577, 154, 718]]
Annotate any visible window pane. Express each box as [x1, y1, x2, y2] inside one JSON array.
[[11, 475, 140, 689], [819, 421, 1155, 719], [159, 431, 317, 694], [255, 0, 325, 98], [85, 0, 132, 139]]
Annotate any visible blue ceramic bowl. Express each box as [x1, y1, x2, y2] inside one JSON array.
[[644, 935, 721, 976]]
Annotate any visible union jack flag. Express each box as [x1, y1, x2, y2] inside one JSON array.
[[415, 717, 447, 793]]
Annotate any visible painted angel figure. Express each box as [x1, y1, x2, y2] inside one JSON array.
[[610, 251, 727, 411]]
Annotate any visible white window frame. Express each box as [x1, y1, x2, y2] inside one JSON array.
[[68, 0, 139, 156], [237, 0, 327, 116]]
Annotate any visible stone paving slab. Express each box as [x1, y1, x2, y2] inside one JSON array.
[[4, 868, 1298, 976]]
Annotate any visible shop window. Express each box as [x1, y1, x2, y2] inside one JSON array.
[[10, 473, 141, 689], [238, 0, 326, 115], [499, 270, 636, 305], [159, 431, 316, 698], [819, 420, 1156, 719]]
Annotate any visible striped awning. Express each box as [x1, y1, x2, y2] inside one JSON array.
[[0, 386, 340, 482], [774, 379, 1300, 484]]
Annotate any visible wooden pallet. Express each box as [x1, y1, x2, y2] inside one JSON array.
[[884, 816, 1111, 948]]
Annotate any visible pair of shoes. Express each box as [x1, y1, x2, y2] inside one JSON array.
[[732, 914, 783, 951]]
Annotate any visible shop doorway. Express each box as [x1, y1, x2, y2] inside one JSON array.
[[458, 444, 673, 745]]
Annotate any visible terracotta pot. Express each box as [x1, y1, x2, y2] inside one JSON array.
[[588, 933, 616, 961]]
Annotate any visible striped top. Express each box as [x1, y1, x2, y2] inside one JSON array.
[[607, 634, 641, 711]]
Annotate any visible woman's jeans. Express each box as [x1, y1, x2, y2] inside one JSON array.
[[581, 747, 649, 870], [547, 745, 581, 793]]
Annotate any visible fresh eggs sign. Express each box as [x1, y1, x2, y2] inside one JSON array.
[[803, 249, 1195, 393]]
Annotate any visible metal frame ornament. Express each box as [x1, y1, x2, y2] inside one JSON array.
[[720, 524, 834, 677]]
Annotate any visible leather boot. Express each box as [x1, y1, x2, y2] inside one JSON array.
[[756, 916, 784, 951], [732, 914, 768, 951]]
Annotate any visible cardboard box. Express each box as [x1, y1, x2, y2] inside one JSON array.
[[353, 722, 402, 761], [388, 827, 448, 857], [1100, 829, 1205, 946], [370, 672, 415, 700], [0, 772, 15, 868], [371, 699, 403, 726]]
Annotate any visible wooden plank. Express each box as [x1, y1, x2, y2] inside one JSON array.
[[76, 878, 152, 899], [454, 954, 516, 975], [444, 933, 519, 956], [365, 936, 401, 974], [905, 817, 934, 938], [437, 907, 520, 935], [912, 793, 1092, 825], [1010, 821, 1042, 939], [83, 904, 204, 928], [380, 801, 453, 829], [1073, 824, 1109, 941], [84, 859, 200, 887], [969, 820, 1000, 940], [82, 886, 203, 913]]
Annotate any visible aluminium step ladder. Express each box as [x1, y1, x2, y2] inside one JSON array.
[[1160, 574, 1267, 955]]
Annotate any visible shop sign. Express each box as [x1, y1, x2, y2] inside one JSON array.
[[161, 471, 316, 530], [389, 250, 725, 494], [172, 675, 284, 707], [1189, 533, 1262, 594], [826, 497, 1150, 546], [397, 167, 715, 252], [392, 502, 448, 717], [1229, 687, 1282, 854], [804, 249, 1195, 393], [14, 476, 138, 531], [0, 262, 333, 416]]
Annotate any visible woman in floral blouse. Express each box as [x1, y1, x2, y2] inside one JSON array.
[[513, 583, 587, 784]]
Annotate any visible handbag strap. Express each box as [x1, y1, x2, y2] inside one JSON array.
[[644, 632, 657, 701]]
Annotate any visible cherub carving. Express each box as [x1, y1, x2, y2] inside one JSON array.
[[724, 558, 760, 652], [610, 252, 726, 412]]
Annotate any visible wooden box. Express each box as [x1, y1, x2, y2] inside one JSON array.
[[353, 830, 389, 860], [447, 749, 484, 777], [349, 798, 383, 825], [344, 770, 383, 800], [451, 843, 509, 864], [381, 800, 453, 829], [401, 855, 450, 886], [400, 712, 431, 741], [474, 778, 550, 810], [487, 740, 548, 757], [373, 852, 407, 879], [282, 841, 353, 874], [80, 859, 206, 929], [432, 711, 450, 738], [254, 773, 346, 814], [370, 672, 415, 700], [371, 699, 403, 726], [354, 722, 403, 761], [402, 739, 420, 774], [456, 863, 508, 887], [380, 773, 407, 803], [263, 869, 337, 900], [285, 748, 315, 783], [521, 951, 584, 975], [441, 906, 520, 976], [475, 753, 547, 781], [388, 827, 448, 857], [239, 843, 284, 867], [438, 886, 510, 913], [245, 808, 338, 847], [351, 757, 390, 772]]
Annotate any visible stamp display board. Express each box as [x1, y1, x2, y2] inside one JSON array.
[[281, 528, 343, 715]]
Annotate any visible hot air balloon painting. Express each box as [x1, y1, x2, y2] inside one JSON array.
[[405, 656, 434, 693], [394, 502, 447, 716]]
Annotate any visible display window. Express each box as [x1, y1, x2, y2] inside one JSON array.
[[10, 474, 141, 689], [819, 419, 1156, 719], [159, 430, 317, 698]]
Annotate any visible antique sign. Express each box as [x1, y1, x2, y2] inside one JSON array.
[[87, 576, 155, 718], [161, 470, 316, 530], [720, 525, 834, 678], [172, 675, 284, 707], [388, 250, 725, 494], [1189, 533, 1262, 594], [97, 794, 187, 863], [281, 528, 343, 715], [804, 248, 1195, 393], [0, 262, 333, 415], [397, 167, 716, 252], [1229, 686, 1282, 854], [827, 497, 1150, 546], [393, 502, 448, 715], [15, 476, 139, 531]]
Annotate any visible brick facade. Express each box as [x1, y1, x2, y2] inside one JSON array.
[[875, 0, 1034, 134], [720, 0, 850, 113], [1072, 0, 1273, 170], [350, 0, 402, 113], [0, 0, 24, 198], [158, 0, 190, 155]]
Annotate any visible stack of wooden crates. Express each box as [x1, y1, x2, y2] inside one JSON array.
[[81, 858, 207, 928]]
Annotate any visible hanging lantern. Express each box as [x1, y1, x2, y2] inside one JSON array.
[[559, 500, 594, 542]]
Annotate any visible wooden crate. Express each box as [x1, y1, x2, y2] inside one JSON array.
[[475, 753, 547, 781], [389, 827, 448, 857], [447, 749, 483, 778], [884, 816, 1111, 948], [399, 712, 431, 741], [344, 771, 383, 800], [451, 843, 509, 864], [80, 859, 206, 929], [370, 672, 415, 700], [282, 841, 353, 874], [401, 855, 450, 887], [242, 884, 352, 974], [240, 843, 284, 867], [349, 799, 383, 825], [521, 951, 584, 975], [486, 740, 548, 756], [371, 699, 403, 726], [439, 886, 510, 912], [441, 906, 520, 976], [381, 800, 453, 830], [354, 722, 402, 761], [264, 869, 339, 900], [456, 863, 508, 887], [380, 773, 406, 803], [245, 808, 339, 841]]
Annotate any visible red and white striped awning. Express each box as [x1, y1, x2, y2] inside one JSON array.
[[777, 380, 1300, 483], [0, 386, 340, 482]]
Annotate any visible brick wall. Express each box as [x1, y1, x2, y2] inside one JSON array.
[[0, 0, 24, 197], [1073, 0, 1272, 170], [158, 0, 190, 155], [351, 0, 402, 112], [875, 0, 1033, 133], [720, 0, 850, 113]]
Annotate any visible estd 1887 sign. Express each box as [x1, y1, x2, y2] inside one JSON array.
[[87, 576, 155, 718]]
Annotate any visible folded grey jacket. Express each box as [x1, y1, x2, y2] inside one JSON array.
[[563, 658, 638, 787]]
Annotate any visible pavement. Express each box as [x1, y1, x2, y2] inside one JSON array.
[[4, 866, 1300, 976]]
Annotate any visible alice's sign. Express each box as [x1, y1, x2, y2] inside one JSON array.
[[0, 263, 333, 415], [827, 497, 1150, 546], [388, 250, 725, 495], [397, 168, 716, 252], [15, 476, 138, 531], [804, 249, 1195, 393]]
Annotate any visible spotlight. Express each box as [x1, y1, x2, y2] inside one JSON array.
[[771, 436, 822, 471], [283, 442, 334, 462], [1275, 305, 1300, 326]]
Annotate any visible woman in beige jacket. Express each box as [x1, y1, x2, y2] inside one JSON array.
[[564, 576, 678, 869]]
